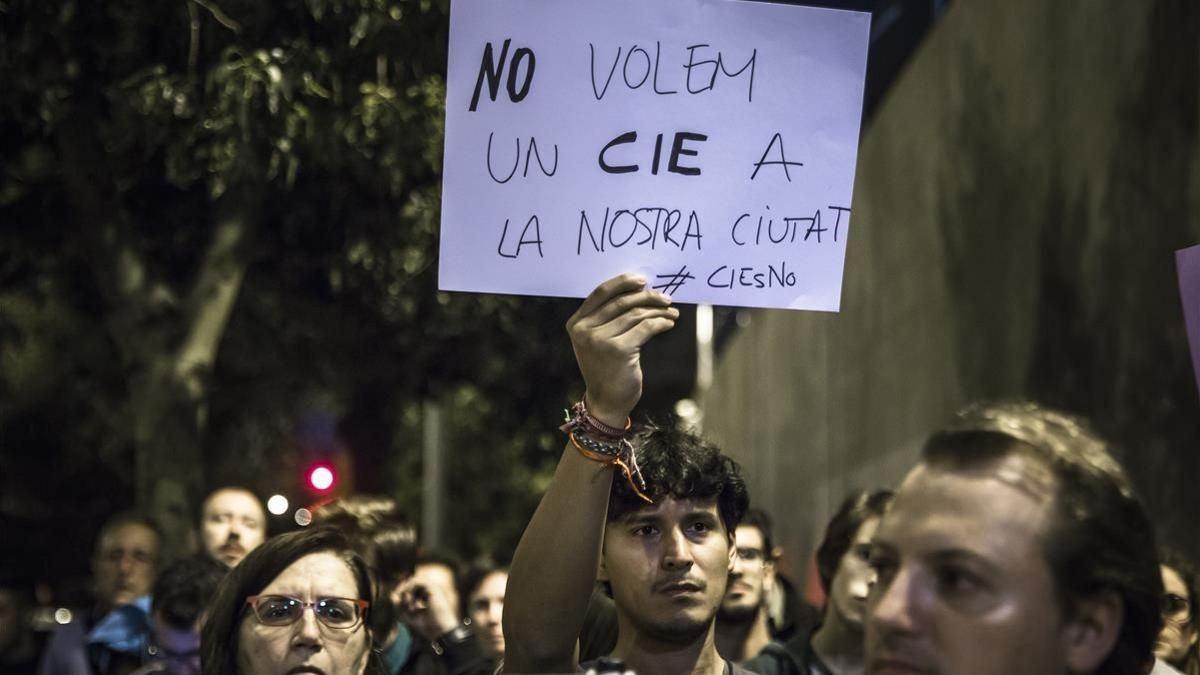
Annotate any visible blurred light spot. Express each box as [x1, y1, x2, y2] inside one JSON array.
[[267, 495, 289, 515], [675, 398, 700, 423], [295, 508, 313, 527], [54, 608, 72, 625], [308, 466, 334, 491]]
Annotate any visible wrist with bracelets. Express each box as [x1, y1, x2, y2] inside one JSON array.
[[560, 400, 652, 504]]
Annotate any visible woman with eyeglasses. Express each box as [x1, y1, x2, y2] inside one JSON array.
[[1156, 549, 1200, 675], [200, 527, 386, 675]]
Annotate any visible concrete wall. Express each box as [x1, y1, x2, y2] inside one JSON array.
[[702, 0, 1200, 575]]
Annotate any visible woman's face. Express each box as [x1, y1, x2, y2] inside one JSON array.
[[237, 552, 371, 675], [467, 571, 508, 660], [1156, 564, 1197, 665]]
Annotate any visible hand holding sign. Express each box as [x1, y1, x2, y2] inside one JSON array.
[[567, 274, 678, 426], [439, 0, 870, 311]]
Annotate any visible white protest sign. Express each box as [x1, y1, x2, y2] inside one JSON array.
[[438, 0, 870, 311]]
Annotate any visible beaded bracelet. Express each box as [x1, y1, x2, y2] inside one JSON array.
[[559, 400, 631, 439], [561, 401, 652, 504]]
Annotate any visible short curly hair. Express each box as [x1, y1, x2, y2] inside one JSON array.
[[607, 421, 749, 534]]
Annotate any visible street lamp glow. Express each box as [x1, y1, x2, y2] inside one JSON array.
[[267, 494, 289, 515], [308, 466, 335, 491]]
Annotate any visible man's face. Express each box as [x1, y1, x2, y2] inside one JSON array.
[[719, 525, 772, 622], [201, 489, 266, 568], [94, 523, 159, 611], [468, 571, 508, 660], [412, 562, 460, 616], [601, 497, 735, 643], [1155, 565, 1196, 664], [828, 516, 880, 630], [865, 461, 1076, 675]]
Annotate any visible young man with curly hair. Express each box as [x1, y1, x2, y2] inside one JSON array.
[[505, 274, 751, 675]]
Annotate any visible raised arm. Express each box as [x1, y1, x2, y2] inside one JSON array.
[[503, 274, 678, 673]]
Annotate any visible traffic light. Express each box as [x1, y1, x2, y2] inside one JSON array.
[[306, 463, 336, 493]]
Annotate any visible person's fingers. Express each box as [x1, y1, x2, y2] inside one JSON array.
[[568, 273, 648, 327], [597, 306, 680, 339], [614, 316, 678, 349], [585, 289, 673, 330]]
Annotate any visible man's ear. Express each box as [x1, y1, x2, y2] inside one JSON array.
[[727, 533, 737, 573], [597, 551, 610, 583], [1062, 590, 1123, 674]]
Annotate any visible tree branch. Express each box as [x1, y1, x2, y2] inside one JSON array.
[[190, 0, 241, 34]]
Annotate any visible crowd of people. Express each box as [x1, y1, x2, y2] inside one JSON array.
[[4, 274, 1198, 675]]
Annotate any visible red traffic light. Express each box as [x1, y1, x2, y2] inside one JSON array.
[[306, 464, 336, 493]]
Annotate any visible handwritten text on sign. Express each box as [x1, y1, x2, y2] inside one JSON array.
[[438, 0, 870, 311]]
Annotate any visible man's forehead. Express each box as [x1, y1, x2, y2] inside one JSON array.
[[876, 463, 1053, 558], [203, 489, 263, 515], [616, 495, 721, 521], [99, 522, 158, 548], [734, 524, 765, 549]]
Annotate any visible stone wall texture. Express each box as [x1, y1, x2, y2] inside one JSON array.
[[702, 0, 1200, 575]]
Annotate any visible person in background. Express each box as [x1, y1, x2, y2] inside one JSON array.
[[40, 511, 162, 675], [716, 508, 780, 663], [865, 402, 1162, 675], [463, 566, 508, 664], [394, 548, 493, 675], [198, 488, 266, 569], [131, 555, 226, 675], [803, 490, 894, 675], [1, 570, 46, 675], [1155, 549, 1199, 675], [199, 527, 384, 675], [314, 497, 491, 675]]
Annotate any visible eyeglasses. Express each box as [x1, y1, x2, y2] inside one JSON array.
[[245, 595, 369, 630], [1162, 593, 1191, 621]]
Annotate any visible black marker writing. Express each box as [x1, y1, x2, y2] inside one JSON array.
[[750, 133, 803, 181], [497, 214, 544, 258], [487, 132, 559, 184], [470, 39, 536, 111]]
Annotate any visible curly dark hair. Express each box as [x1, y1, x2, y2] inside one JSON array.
[[815, 489, 894, 594], [607, 421, 749, 534], [923, 401, 1162, 675], [152, 554, 227, 630]]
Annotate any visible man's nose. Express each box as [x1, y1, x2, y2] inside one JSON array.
[[661, 528, 695, 570], [869, 566, 920, 636]]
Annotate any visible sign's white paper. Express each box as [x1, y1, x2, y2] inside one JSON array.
[[439, 0, 870, 311]]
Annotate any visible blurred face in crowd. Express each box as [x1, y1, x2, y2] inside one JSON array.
[[828, 516, 880, 629], [719, 524, 772, 621], [865, 458, 1107, 675], [94, 522, 160, 612], [1156, 564, 1196, 665], [237, 552, 371, 675], [202, 489, 266, 568], [601, 497, 735, 643], [468, 571, 508, 660], [412, 562, 460, 618]]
